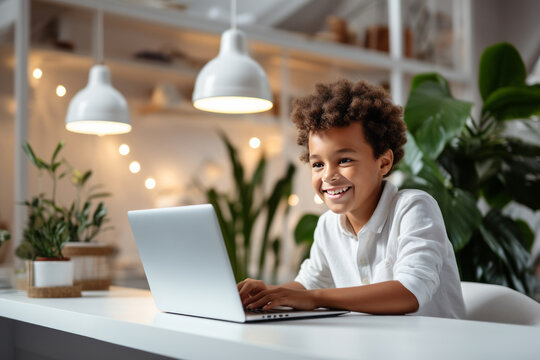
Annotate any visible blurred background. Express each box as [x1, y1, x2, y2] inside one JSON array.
[[0, 0, 539, 293]]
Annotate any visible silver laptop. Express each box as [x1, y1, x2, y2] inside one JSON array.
[[128, 204, 348, 323]]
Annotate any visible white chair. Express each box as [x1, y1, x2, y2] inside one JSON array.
[[461, 281, 540, 326]]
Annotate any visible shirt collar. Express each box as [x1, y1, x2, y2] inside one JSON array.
[[339, 180, 398, 238]]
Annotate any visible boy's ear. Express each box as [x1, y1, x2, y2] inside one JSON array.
[[379, 149, 394, 176]]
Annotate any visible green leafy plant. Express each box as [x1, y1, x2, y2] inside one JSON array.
[[64, 168, 112, 243], [16, 141, 112, 260], [0, 230, 10, 248], [201, 133, 295, 282], [399, 42, 540, 295]]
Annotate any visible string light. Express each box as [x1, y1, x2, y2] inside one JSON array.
[[249, 137, 261, 149], [129, 161, 141, 174], [56, 85, 67, 97], [145, 177, 156, 189], [119, 144, 130, 156], [32, 68, 43, 79], [288, 194, 299, 206]]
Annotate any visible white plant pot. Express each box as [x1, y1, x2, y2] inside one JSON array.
[[33, 259, 74, 287]]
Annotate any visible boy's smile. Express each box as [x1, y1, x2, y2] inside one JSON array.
[[309, 122, 393, 233]]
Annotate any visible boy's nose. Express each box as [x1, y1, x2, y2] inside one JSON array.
[[323, 167, 339, 183]]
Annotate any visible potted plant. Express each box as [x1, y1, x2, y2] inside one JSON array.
[[16, 141, 113, 290], [22, 197, 73, 287]]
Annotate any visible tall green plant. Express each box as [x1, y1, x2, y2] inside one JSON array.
[[202, 133, 295, 282], [400, 42, 540, 295]]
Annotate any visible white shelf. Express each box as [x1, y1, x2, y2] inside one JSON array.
[[39, 0, 471, 84], [29, 45, 199, 83]]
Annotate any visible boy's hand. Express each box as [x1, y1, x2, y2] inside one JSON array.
[[243, 287, 318, 311], [237, 278, 269, 307]]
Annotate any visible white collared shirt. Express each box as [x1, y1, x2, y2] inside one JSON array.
[[295, 181, 465, 319]]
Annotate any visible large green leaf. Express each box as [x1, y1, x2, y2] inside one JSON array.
[[479, 209, 536, 295], [398, 131, 424, 176], [437, 144, 478, 193], [401, 166, 482, 251], [50, 141, 65, 165], [482, 86, 540, 121], [257, 163, 295, 278], [410, 73, 451, 94], [499, 158, 540, 210], [22, 143, 47, 170], [476, 138, 540, 210], [294, 214, 319, 262], [478, 43, 526, 101], [404, 79, 473, 159]]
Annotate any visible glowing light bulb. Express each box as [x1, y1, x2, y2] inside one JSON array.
[[56, 85, 66, 97], [249, 137, 261, 149], [145, 177, 156, 189], [119, 144, 130, 156], [129, 161, 141, 174], [288, 194, 299, 206], [314, 194, 324, 205], [33, 68, 43, 79]]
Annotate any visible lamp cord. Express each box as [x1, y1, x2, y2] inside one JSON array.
[[231, 0, 237, 29], [96, 0, 104, 64]]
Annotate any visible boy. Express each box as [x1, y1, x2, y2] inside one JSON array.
[[238, 79, 465, 318]]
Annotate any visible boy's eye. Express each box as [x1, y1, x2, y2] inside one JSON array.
[[339, 158, 352, 165], [311, 162, 323, 169]]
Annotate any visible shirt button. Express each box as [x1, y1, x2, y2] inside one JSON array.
[[361, 277, 369, 284]]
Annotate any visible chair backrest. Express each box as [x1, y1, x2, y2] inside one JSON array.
[[461, 281, 540, 326]]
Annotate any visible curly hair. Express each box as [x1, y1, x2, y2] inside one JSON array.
[[291, 79, 407, 176]]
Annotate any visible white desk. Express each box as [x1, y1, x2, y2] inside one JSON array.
[[1, 286, 539, 359]]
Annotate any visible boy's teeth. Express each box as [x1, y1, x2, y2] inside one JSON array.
[[327, 187, 350, 195]]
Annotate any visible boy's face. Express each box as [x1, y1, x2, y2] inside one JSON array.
[[308, 122, 393, 222]]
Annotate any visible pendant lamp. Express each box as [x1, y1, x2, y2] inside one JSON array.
[[65, 3, 131, 135], [192, 0, 273, 114]]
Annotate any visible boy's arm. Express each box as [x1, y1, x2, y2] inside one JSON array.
[[244, 280, 419, 314]]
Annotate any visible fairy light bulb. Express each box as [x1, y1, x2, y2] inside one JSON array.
[[145, 177, 156, 189], [249, 137, 261, 149], [33, 68, 43, 79], [129, 161, 141, 174], [119, 144, 130, 156], [56, 85, 67, 97]]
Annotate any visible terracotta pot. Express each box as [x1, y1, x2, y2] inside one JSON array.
[[33, 258, 73, 287]]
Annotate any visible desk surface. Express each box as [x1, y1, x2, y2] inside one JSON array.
[[1, 286, 539, 359]]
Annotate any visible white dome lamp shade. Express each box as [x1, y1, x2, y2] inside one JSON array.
[[65, 2, 131, 136], [192, 1, 273, 114], [65, 65, 131, 135]]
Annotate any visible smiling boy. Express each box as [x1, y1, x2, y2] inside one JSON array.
[[238, 79, 465, 318]]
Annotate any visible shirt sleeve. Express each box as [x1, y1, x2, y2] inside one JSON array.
[[393, 195, 447, 309], [294, 221, 335, 290]]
